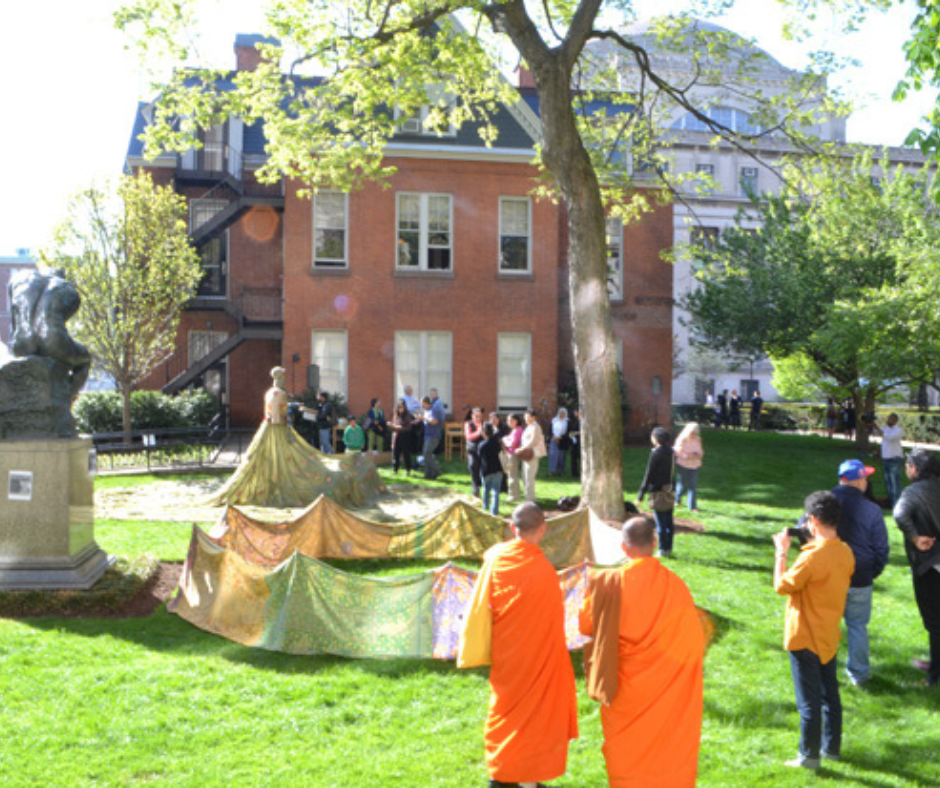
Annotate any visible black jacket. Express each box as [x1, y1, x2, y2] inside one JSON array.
[[894, 478, 940, 576], [479, 436, 504, 478], [639, 445, 674, 496]]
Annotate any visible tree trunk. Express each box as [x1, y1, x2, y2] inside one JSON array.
[[535, 66, 625, 521], [853, 389, 874, 451], [122, 381, 133, 444]]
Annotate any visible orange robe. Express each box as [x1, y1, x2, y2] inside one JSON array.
[[579, 558, 705, 788], [485, 539, 578, 783]]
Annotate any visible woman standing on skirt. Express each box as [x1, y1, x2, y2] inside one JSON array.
[[674, 422, 703, 512], [518, 409, 547, 503], [464, 407, 486, 498], [548, 407, 570, 476], [637, 426, 676, 557]]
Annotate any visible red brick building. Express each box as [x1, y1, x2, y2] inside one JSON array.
[[127, 35, 673, 436]]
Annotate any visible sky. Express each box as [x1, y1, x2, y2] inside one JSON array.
[[0, 0, 933, 257]]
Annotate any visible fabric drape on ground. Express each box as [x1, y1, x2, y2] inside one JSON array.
[[213, 498, 624, 568], [205, 421, 384, 508], [579, 557, 706, 788], [481, 540, 579, 784], [169, 526, 592, 659]]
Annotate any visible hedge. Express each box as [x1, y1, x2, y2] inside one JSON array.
[[73, 390, 221, 434]]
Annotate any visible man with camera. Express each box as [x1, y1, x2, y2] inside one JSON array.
[[773, 491, 855, 770]]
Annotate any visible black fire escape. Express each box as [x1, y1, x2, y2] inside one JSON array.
[[161, 138, 285, 396]]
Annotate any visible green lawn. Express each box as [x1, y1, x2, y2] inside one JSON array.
[[1, 430, 936, 786]]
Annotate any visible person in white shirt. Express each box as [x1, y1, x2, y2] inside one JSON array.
[[874, 413, 905, 508]]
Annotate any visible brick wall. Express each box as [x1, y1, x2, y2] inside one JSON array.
[[281, 157, 562, 418]]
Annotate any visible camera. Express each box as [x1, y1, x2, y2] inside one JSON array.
[[787, 526, 811, 546]]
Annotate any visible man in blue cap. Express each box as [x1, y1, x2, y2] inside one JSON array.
[[831, 459, 890, 686]]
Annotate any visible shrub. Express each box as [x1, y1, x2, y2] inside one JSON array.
[[73, 389, 221, 434]]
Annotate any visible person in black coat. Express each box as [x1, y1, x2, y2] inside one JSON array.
[[637, 426, 676, 557], [478, 423, 505, 515]]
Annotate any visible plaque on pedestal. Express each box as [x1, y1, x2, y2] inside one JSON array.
[[0, 438, 112, 590]]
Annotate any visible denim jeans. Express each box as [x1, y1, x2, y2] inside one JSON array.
[[883, 457, 904, 509], [653, 507, 674, 554], [844, 585, 873, 684], [482, 472, 503, 515], [318, 427, 333, 454], [789, 649, 842, 759], [423, 434, 441, 478], [675, 465, 699, 510]]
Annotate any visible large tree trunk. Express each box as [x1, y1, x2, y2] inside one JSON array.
[[534, 64, 626, 521]]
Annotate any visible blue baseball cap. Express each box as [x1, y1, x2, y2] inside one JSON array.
[[839, 459, 876, 481]]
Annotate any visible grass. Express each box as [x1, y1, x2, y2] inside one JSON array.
[[0, 430, 937, 786]]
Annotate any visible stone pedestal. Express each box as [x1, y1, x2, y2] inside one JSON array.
[[0, 437, 112, 590]]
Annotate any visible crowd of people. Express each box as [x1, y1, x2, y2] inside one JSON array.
[[291, 381, 939, 783]]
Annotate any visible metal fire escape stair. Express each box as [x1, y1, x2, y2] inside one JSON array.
[[191, 194, 284, 245]]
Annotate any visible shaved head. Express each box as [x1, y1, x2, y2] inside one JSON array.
[[512, 502, 546, 533], [622, 517, 656, 555]]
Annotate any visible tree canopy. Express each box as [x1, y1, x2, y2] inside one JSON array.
[[682, 150, 940, 444], [42, 171, 203, 438], [116, 0, 851, 516]]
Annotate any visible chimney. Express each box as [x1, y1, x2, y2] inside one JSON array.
[[516, 65, 536, 89], [234, 33, 281, 72]]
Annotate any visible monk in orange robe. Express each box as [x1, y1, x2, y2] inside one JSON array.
[[460, 502, 578, 788], [579, 516, 705, 787]]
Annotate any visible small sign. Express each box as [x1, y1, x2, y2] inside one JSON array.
[[9, 471, 33, 501]]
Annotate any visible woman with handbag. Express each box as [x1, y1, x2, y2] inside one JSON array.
[[548, 407, 570, 476], [517, 408, 548, 503], [637, 426, 676, 557]]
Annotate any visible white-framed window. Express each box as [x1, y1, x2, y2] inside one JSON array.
[[188, 330, 229, 366], [606, 217, 624, 301], [740, 166, 759, 196], [396, 193, 453, 271], [311, 330, 348, 402], [499, 197, 532, 273], [696, 163, 715, 176], [497, 333, 532, 410], [313, 191, 348, 268], [395, 331, 452, 410], [190, 199, 229, 231]]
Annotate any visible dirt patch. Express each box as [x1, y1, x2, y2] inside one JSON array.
[[1, 562, 183, 620], [111, 562, 183, 618]]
